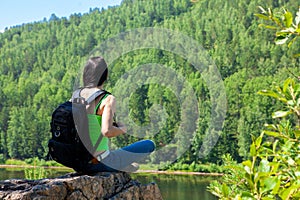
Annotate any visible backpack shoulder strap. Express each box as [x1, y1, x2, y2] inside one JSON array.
[[86, 90, 109, 105], [72, 88, 83, 99], [71, 88, 110, 105], [71, 88, 85, 104]]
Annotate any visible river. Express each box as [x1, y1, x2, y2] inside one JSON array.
[[0, 167, 218, 200]]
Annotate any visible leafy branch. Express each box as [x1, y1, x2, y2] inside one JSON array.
[[209, 5, 300, 199], [255, 6, 300, 56]]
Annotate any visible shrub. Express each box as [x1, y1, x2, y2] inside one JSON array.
[[5, 159, 27, 166], [208, 78, 300, 199], [0, 154, 5, 164]]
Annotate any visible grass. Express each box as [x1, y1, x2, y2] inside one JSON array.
[[4, 158, 65, 168], [24, 165, 47, 180]]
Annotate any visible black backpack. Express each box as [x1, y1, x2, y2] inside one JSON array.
[[47, 89, 108, 172]]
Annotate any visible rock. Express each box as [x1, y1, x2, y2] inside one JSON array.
[[0, 172, 163, 200]]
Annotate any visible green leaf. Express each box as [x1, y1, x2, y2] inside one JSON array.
[[243, 160, 252, 168], [244, 165, 251, 174], [272, 177, 281, 194], [245, 173, 255, 190], [259, 159, 270, 173], [241, 191, 255, 199], [273, 17, 281, 26], [233, 194, 242, 200], [284, 11, 293, 27], [250, 142, 256, 156], [282, 78, 292, 93], [258, 6, 266, 14], [264, 124, 277, 130], [258, 24, 278, 30], [257, 90, 280, 98], [293, 53, 300, 58], [287, 100, 295, 106], [272, 110, 292, 118], [254, 13, 270, 20], [275, 35, 289, 45], [282, 140, 294, 151], [287, 157, 295, 166], [272, 140, 279, 153], [255, 135, 263, 148], [263, 131, 280, 137], [294, 130, 300, 138], [261, 197, 276, 200], [267, 8, 273, 17], [276, 31, 290, 37], [269, 162, 280, 173], [263, 176, 278, 193], [278, 97, 288, 103], [221, 184, 229, 197], [295, 7, 300, 26], [296, 26, 300, 33], [280, 181, 300, 200], [288, 37, 297, 48], [254, 171, 269, 184]]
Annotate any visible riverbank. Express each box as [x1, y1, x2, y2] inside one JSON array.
[[0, 164, 223, 176], [136, 170, 223, 176], [0, 164, 70, 170]]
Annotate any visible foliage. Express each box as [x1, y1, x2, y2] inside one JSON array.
[[160, 161, 225, 173], [208, 154, 246, 198], [208, 5, 300, 199], [5, 159, 27, 166], [208, 78, 300, 199], [255, 6, 300, 56], [0, 154, 5, 164]]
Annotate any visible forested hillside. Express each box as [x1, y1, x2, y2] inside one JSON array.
[[0, 0, 299, 166]]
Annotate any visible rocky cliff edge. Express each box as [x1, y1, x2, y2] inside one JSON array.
[[0, 172, 163, 200]]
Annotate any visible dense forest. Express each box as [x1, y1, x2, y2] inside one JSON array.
[[0, 0, 299, 167]]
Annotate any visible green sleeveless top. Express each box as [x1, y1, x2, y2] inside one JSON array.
[[88, 93, 110, 152]]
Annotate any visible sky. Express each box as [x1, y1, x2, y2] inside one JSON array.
[[0, 0, 123, 32]]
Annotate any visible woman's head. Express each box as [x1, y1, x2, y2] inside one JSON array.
[[83, 56, 108, 87]]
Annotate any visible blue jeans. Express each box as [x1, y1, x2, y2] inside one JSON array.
[[84, 139, 155, 173]]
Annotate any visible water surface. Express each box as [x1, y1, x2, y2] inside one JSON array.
[[0, 168, 218, 200], [132, 173, 218, 200]]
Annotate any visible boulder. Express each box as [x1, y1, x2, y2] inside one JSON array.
[[0, 172, 163, 200]]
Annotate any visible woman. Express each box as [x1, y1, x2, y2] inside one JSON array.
[[79, 56, 155, 173]]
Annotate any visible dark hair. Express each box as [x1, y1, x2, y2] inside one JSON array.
[[83, 56, 108, 87]]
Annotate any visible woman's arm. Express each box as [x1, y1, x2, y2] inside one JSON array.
[[99, 95, 126, 138]]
